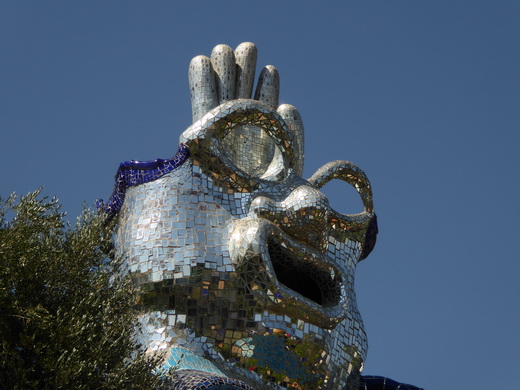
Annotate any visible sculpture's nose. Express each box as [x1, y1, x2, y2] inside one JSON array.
[[250, 185, 331, 251]]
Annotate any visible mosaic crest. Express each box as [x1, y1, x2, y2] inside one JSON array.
[[101, 43, 421, 390]]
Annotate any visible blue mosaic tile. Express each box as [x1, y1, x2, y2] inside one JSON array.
[[163, 348, 225, 377], [360, 376, 425, 390], [97, 143, 190, 218], [168, 369, 253, 390]]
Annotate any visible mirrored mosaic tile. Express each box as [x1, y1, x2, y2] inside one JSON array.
[[99, 42, 407, 390]]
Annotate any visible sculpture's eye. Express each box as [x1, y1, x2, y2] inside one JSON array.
[[320, 179, 365, 215], [221, 124, 286, 181], [182, 100, 294, 191], [308, 160, 377, 257]]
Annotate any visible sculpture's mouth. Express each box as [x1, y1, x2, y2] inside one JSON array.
[[230, 218, 346, 328], [267, 238, 341, 307]]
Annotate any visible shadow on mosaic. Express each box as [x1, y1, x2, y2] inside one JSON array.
[[100, 42, 423, 390]]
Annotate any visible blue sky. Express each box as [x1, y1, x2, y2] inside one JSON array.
[[1, 1, 519, 388]]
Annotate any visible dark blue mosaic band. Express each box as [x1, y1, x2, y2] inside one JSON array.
[[360, 375, 424, 390], [163, 372, 424, 389], [97, 143, 190, 218], [361, 214, 378, 260], [167, 369, 253, 390]]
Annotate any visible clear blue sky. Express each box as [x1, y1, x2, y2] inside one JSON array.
[[1, 1, 519, 389]]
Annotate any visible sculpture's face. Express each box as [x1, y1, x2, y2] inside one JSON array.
[[116, 99, 377, 388]]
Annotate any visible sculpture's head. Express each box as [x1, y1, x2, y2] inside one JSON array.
[[114, 43, 377, 389]]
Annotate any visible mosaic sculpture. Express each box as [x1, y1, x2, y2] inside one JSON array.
[[100, 43, 422, 390]]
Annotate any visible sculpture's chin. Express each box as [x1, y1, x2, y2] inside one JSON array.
[[229, 217, 348, 329], [224, 331, 334, 388]]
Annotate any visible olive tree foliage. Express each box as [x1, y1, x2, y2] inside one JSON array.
[[0, 190, 166, 389]]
